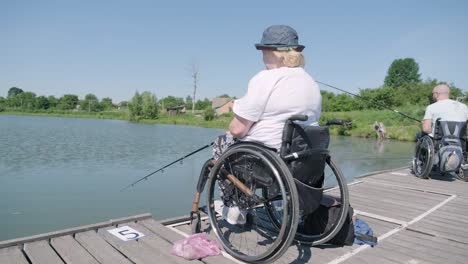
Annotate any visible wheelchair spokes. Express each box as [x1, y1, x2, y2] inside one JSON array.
[[206, 143, 299, 263], [412, 136, 434, 179]]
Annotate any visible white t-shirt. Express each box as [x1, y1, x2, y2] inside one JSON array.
[[423, 99, 468, 134], [233, 67, 322, 149]]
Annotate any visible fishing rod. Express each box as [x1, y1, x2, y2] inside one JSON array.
[[316, 80, 421, 123], [121, 142, 214, 191]]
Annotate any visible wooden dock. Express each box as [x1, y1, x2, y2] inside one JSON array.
[[1, 167, 467, 263]]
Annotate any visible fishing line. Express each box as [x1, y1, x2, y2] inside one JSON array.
[[121, 142, 213, 191], [316, 80, 421, 123]]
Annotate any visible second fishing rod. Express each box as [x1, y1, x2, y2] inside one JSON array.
[[316, 80, 422, 123]]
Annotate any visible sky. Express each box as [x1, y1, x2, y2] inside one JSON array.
[[1, 0, 467, 103]]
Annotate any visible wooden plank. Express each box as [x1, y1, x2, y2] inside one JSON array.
[[0, 213, 152, 249], [75, 230, 132, 264], [0, 246, 28, 264], [24, 240, 63, 264], [363, 174, 468, 197], [125, 222, 199, 264], [350, 186, 446, 208], [140, 219, 186, 243], [383, 239, 455, 263], [392, 231, 468, 261], [141, 219, 238, 264], [98, 225, 183, 264], [351, 181, 448, 202], [51, 235, 99, 264]]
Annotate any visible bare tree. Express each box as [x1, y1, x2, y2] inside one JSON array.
[[190, 63, 199, 113]]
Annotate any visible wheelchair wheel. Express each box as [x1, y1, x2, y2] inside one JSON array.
[[264, 157, 349, 246], [412, 136, 434, 179], [455, 168, 468, 182], [206, 143, 299, 263]]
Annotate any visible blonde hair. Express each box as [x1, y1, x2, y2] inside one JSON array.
[[273, 49, 305, 68]]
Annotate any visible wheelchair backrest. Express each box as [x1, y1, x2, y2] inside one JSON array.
[[434, 120, 466, 148], [285, 124, 330, 187]]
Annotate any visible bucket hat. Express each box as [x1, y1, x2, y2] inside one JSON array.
[[255, 25, 305, 51]]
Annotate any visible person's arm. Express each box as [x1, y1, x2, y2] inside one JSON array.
[[229, 115, 254, 138], [422, 119, 432, 134], [422, 105, 433, 134]]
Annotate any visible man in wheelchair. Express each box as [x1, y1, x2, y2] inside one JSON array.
[[412, 84, 468, 181]]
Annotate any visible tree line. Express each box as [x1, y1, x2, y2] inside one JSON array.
[[321, 58, 466, 112], [0, 87, 214, 118], [1, 58, 466, 119]]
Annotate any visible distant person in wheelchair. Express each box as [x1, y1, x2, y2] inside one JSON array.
[[412, 83, 468, 181], [211, 24, 322, 224]]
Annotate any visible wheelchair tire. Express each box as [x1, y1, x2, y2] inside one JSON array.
[[412, 136, 434, 179], [206, 143, 299, 263], [456, 168, 468, 182], [265, 157, 350, 246]]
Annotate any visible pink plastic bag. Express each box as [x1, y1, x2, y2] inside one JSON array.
[[171, 233, 221, 260]]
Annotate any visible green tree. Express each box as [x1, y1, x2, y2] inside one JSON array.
[[320, 91, 335, 112], [58, 94, 79, 110], [141, 92, 159, 119], [204, 107, 216, 121], [100, 97, 114, 111], [359, 87, 397, 109], [0, 96, 5, 111], [128, 91, 142, 120], [35, 96, 50, 109], [384, 58, 421, 88], [7, 87, 24, 98], [47, 96, 58, 109], [195, 98, 211, 110], [161, 96, 184, 109], [185, 95, 193, 109], [328, 94, 358, 112], [80, 94, 99, 112], [16, 92, 37, 110]]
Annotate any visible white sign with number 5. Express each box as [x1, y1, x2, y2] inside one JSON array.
[[108, 226, 145, 241]]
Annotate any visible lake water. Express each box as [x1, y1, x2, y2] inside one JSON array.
[[0, 115, 414, 240]]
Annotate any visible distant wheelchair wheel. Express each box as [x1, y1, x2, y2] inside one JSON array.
[[264, 157, 349, 246], [412, 136, 434, 179], [206, 142, 299, 264], [455, 168, 468, 182]]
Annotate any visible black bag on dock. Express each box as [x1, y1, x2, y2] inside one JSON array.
[[302, 204, 355, 246]]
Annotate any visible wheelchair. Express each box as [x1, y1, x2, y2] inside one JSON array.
[[192, 115, 350, 263], [412, 119, 468, 181]]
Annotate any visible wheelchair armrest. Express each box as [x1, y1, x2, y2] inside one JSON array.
[[282, 149, 329, 161], [289, 115, 308, 122], [325, 119, 345, 126]]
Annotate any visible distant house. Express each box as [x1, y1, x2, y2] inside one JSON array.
[[166, 105, 186, 116], [212, 97, 233, 115], [117, 101, 129, 110]]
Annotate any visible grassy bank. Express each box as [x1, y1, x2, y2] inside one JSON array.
[[2, 107, 424, 141], [322, 106, 424, 141]]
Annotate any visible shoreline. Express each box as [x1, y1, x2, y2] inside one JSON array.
[[1, 110, 419, 141]]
